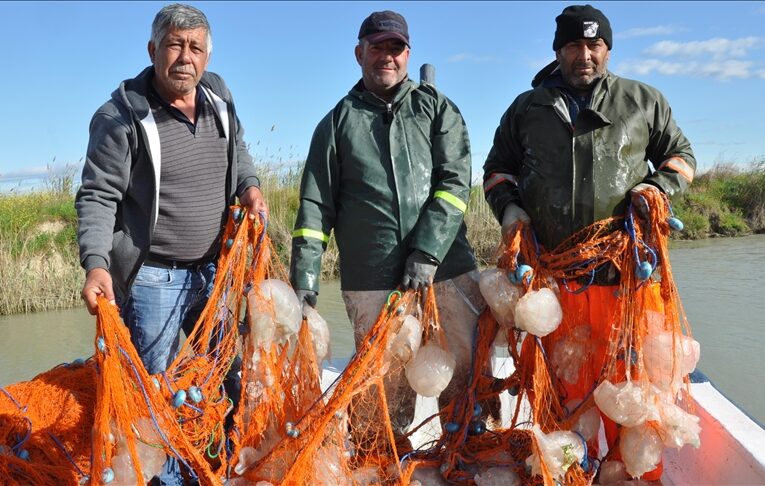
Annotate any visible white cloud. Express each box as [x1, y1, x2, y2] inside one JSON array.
[[644, 37, 763, 59], [447, 52, 500, 63], [0, 166, 49, 179], [616, 59, 753, 81], [616, 25, 680, 39], [615, 36, 765, 81]]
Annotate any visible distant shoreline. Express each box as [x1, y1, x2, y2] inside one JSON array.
[[1, 161, 762, 315]]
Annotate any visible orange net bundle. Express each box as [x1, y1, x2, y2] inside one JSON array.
[[0, 206, 273, 485], [0, 363, 95, 485], [87, 207, 271, 486], [467, 188, 700, 485], [228, 266, 327, 484], [231, 287, 441, 486]]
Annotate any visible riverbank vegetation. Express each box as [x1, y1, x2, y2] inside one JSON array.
[[0, 179, 81, 314], [1, 160, 763, 315]]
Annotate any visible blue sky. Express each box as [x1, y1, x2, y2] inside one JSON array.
[[1, 1, 764, 191]]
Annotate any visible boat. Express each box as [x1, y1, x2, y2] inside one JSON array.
[[321, 357, 765, 485], [662, 370, 765, 485]]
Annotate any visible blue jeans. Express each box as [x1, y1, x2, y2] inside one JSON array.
[[118, 262, 216, 486], [119, 263, 216, 375]]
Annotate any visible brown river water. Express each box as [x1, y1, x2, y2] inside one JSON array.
[[1, 234, 763, 424]]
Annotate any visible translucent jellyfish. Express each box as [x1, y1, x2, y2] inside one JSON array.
[[658, 400, 701, 449], [514, 288, 563, 337], [304, 305, 330, 363], [388, 314, 422, 364], [351, 466, 380, 485], [551, 325, 590, 384], [565, 398, 601, 442], [405, 343, 456, 397], [247, 289, 275, 347], [248, 280, 302, 347], [478, 268, 522, 328], [234, 446, 258, 476], [593, 380, 660, 427], [597, 460, 629, 483], [108, 419, 165, 484], [240, 422, 295, 484], [312, 445, 351, 486], [474, 467, 521, 486], [110, 451, 138, 484], [620, 423, 663, 478], [643, 328, 701, 393], [133, 418, 165, 481], [526, 425, 585, 481], [680, 338, 701, 376], [643, 310, 666, 334]]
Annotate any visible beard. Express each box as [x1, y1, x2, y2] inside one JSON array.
[[562, 62, 607, 92]]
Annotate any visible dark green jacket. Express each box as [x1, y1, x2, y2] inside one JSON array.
[[483, 69, 696, 250], [290, 79, 476, 293]]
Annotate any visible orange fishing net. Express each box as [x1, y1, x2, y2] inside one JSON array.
[[0, 192, 699, 486], [483, 189, 699, 485], [0, 206, 275, 486]]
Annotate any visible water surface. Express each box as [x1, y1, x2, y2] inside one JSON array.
[[1, 235, 763, 424]]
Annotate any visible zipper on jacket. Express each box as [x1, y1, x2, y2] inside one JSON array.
[[384, 102, 393, 124], [551, 97, 574, 134]]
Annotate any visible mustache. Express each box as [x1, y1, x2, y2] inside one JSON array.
[[573, 62, 596, 70], [170, 66, 196, 75]]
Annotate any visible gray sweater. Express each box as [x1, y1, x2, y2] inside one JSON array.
[[75, 66, 260, 301]]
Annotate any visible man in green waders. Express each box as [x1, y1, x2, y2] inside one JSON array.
[[483, 4, 696, 482], [289, 10, 488, 458]]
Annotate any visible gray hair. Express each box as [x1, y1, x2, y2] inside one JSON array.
[[151, 3, 213, 54]]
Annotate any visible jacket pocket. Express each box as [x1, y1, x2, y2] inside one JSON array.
[[521, 149, 548, 181], [110, 230, 143, 299]]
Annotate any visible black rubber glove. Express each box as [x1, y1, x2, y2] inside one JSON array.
[[295, 289, 318, 308], [401, 250, 439, 290]]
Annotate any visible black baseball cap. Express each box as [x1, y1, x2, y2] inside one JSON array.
[[358, 10, 410, 47]]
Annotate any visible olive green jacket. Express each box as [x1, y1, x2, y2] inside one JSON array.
[[290, 79, 476, 293], [483, 70, 696, 250]]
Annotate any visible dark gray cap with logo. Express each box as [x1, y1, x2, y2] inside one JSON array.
[[358, 10, 410, 47]]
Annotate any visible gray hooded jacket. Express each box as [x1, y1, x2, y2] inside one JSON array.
[[75, 66, 259, 301]]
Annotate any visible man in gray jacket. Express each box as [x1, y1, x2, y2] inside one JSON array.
[[76, 4, 266, 483]]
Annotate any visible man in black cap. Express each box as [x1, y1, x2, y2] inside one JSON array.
[[290, 10, 487, 453], [483, 4, 696, 481]]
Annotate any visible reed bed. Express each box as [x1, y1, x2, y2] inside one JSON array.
[[0, 191, 82, 314], [1, 159, 763, 314]]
